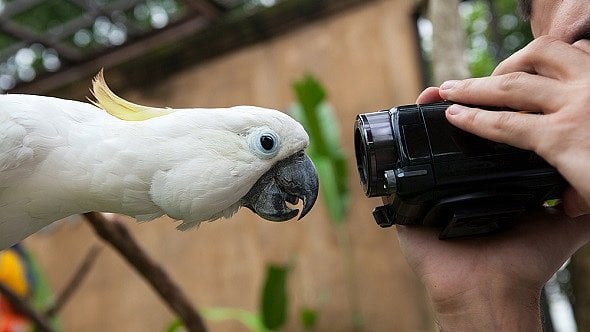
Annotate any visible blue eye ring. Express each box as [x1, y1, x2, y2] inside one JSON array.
[[249, 129, 280, 158]]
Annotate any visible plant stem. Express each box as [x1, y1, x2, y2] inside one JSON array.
[[45, 245, 102, 317]]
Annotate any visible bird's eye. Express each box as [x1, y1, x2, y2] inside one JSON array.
[[249, 129, 280, 158], [260, 135, 275, 151]]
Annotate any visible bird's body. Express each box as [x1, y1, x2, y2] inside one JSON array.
[[0, 72, 318, 249]]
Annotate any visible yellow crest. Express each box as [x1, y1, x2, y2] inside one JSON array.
[[90, 69, 174, 121]]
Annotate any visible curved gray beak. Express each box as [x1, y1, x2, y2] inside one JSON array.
[[242, 151, 319, 221]]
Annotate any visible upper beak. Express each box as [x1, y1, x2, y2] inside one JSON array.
[[242, 151, 319, 221]]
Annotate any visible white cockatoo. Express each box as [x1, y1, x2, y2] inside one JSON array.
[[0, 71, 318, 249]]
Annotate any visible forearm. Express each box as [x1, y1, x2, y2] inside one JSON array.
[[431, 285, 542, 331]]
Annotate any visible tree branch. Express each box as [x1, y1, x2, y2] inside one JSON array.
[[429, 0, 470, 84], [0, 283, 53, 332], [45, 245, 102, 317], [82, 212, 208, 332]]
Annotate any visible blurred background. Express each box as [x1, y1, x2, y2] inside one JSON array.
[[0, 0, 585, 331]]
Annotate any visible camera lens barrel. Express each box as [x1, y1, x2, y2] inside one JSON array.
[[354, 110, 399, 197]]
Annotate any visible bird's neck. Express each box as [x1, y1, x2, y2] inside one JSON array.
[[69, 121, 172, 220]]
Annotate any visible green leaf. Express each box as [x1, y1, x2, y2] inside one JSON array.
[[313, 157, 347, 223], [299, 307, 318, 331], [292, 76, 329, 157], [260, 264, 289, 330], [290, 75, 349, 224], [165, 319, 186, 332], [201, 308, 268, 332], [294, 76, 326, 124], [169, 309, 268, 332]]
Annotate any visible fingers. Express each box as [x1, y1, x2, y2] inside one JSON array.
[[493, 36, 590, 79], [439, 74, 562, 113], [439, 37, 590, 113], [445, 105, 543, 151], [416, 87, 443, 104]]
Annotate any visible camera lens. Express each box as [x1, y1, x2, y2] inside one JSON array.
[[354, 111, 399, 197], [354, 125, 370, 188]]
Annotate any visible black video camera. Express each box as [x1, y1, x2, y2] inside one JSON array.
[[354, 102, 565, 238]]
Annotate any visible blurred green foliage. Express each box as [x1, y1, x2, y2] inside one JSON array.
[[13, 0, 84, 33], [201, 308, 266, 332], [418, 0, 534, 81], [463, 0, 533, 77], [169, 263, 318, 332], [260, 265, 289, 329], [291, 75, 361, 329], [299, 307, 318, 331], [290, 76, 349, 223], [0, 33, 16, 50]]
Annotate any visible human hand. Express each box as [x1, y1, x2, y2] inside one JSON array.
[[396, 58, 590, 329], [436, 36, 590, 217]]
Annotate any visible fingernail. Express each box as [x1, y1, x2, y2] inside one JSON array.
[[447, 104, 468, 116], [440, 80, 459, 90]]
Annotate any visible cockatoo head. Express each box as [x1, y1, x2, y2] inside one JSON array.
[[91, 71, 319, 228], [240, 130, 319, 222]]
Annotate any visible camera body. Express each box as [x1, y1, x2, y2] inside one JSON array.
[[354, 102, 564, 238]]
